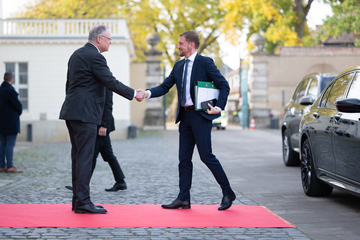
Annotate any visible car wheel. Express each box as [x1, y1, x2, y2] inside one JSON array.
[[282, 129, 300, 166], [300, 139, 333, 196]]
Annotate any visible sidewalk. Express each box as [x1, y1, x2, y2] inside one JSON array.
[[0, 129, 309, 239]]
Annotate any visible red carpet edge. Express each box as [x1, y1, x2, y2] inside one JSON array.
[[0, 204, 296, 228]]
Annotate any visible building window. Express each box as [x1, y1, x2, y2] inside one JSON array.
[[4, 63, 28, 110]]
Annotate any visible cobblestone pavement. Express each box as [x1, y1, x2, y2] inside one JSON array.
[[0, 130, 311, 239]]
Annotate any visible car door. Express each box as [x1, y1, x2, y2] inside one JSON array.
[[289, 77, 311, 149], [310, 74, 353, 172], [332, 72, 360, 183]]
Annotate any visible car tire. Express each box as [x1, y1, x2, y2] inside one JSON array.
[[282, 129, 300, 166], [300, 139, 333, 196]]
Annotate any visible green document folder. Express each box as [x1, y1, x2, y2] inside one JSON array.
[[194, 81, 220, 111]]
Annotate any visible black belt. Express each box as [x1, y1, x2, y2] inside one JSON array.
[[182, 105, 195, 111]]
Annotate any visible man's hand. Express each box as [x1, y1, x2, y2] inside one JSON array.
[[135, 89, 145, 102], [205, 104, 221, 115], [98, 126, 107, 136]]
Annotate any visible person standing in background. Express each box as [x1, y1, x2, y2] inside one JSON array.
[[0, 72, 23, 173], [92, 88, 127, 192]]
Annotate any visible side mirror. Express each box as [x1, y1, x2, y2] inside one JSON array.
[[300, 95, 314, 106], [335, 98, 360, 113]]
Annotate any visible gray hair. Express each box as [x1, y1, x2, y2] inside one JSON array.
[[88, 25, 108, 41]]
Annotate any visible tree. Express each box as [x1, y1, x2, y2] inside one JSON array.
[[18, 0, 122, 19], [321, 0, 360, 46], [219, 0, 316, 53]]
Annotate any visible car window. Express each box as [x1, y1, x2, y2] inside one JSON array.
[[326, 73, 354, 109], [320, 83, 333, 107], [347, 72, 360, 99], [320, 76, 335, 92], [293, 78, 311, 104], [307, 77, 318, 100]]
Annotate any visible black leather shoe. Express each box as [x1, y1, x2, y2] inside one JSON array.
[[218, 192, 236, 210], [65, 186, 73, 191], [161, 198, 191, 209], [74, 204, 107, 214], [105, 182, 127, 192], [72, 205, 104, 211]]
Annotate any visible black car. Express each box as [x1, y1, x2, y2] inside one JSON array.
[[281, 73, 336, 166], [299, 65, 360, 197]]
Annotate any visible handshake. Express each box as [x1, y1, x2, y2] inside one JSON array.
[[134, 89, 148, 102]]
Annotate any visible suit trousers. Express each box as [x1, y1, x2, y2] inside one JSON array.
[[66, 120, 97, 207], [91, 134, 125, 182], [177, 108, 232, 201]]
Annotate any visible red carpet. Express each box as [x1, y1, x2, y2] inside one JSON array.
[[0, 204, 295, 228]]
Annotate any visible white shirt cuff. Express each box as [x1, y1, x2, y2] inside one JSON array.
[[146, 90, 151, 99]]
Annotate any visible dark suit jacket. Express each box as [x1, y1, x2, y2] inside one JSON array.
[[149, 53, 230, 123], [0, 81, 23, 135], [59, 43, 134, 125], [100, 88, 115, 135]]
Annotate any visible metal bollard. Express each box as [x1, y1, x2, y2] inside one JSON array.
[[127, 125, 137, 139], [27, 124, 32, 142]]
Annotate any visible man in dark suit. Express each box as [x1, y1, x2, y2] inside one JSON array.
[[59, 24, 143, 214], [65, 88, 127, 192], [141, 31, 236, 210], [0, 72, 23, 173], [91, 88, 127, 192]]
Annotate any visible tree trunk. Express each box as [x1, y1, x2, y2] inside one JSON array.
[[295, 0, 314, 39]]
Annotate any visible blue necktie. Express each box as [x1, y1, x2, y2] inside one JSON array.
[[181, 59, 190, 106]]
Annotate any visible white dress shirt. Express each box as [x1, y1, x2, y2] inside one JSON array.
[[182, 52, 197, 106]]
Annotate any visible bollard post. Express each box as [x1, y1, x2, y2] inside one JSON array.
[[27, 124, 32, 142], [127, 125, 137, 139]]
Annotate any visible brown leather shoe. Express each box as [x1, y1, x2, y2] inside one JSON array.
[[6, 167, 23, 173], [0, 168, 5, 172]]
